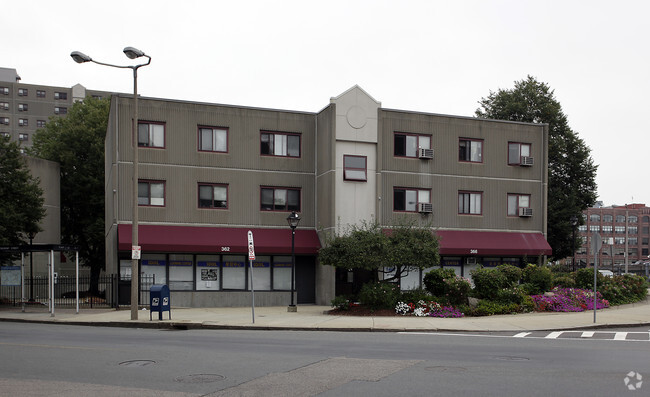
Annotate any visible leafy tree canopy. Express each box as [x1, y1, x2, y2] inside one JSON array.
[[318, 221, 440, 282], [28, 96, 110, 290], [475, 76, 598, 259], [0, 136, 45, 252]]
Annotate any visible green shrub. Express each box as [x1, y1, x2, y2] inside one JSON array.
[[496, 264, 522, 287], [423, 268, 457, 296], [575, 268, 595, 289], [445, 275, 472, 305], [494, 286, 527, 305], [358, 282, 400, 310], [471, 267, 507, 300], [331, 296, 352, 310], [599, 274, 648, 305], [400, 287, 432, 303], [473, 300, 520, 316], [521, 264, 552, 294], [552, 275, 576, 288]]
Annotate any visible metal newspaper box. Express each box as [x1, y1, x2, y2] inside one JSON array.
[[150, 284, 171, 320]]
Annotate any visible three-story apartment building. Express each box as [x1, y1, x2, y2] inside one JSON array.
[[105, 86, 551, 307]]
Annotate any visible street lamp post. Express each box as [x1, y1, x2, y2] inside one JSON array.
[[71, 47, 151, 320], [570, 215, 578, 271], [286, 211, 301, 312]]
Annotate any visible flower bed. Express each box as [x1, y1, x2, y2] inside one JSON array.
[[531, 287, 609, 312], [395, 300, 464, 317]]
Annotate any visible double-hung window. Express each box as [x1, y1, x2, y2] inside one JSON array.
[[18, 103, 27, 112], [507, 194, 530, 216], [54, 92, 67, 100], [18, 88, 28, 96], [37, 90, 46, 98], [260, 131, 300, 157], [138, 180, 165, 206], [54, 107, 67, 115], [458, 191, 482, 215], [508, 142, 531, 165], [394, 132, 431, 157], [198, 183, 228, 209], [138, 122, 165, 148], [18, 118, 28, 126], [261, 187, 300, 211], [343, 155, 367, 181], [459, 138, 483, 162], [393, 188, 430, 212], [199, 126, 228, 152]]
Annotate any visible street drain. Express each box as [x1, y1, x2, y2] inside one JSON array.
[[175, 374, 225, 384], [425, 366, 468, 373], [493, 356, 530, 362], [119, 360, 156, 367]]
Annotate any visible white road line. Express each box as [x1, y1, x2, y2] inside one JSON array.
[[614, 332, 627, 340], [513, 332, 532, 338], [546, 331, 563, 339], [581, 331, 594, 338]]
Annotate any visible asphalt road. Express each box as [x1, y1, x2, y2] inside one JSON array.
[[0, 323, 648, 396]]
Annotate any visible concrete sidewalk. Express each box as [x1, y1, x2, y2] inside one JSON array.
[[1, 297, 649, 332]]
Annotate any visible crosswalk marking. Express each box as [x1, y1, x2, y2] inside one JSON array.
[[614, 332, 627, 340], [513, 332, 531, 338], [581, 331, 594, 338], [546, 331, 563, 339], [399, 331, 650, 342]]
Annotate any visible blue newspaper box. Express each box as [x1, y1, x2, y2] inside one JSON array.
[[150, 284, 171, 320]]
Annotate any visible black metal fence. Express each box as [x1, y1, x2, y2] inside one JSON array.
[[0, 274, 155, 308]]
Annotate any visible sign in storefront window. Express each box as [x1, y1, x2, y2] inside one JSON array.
[[222, 255, 246, 290], [196, 255, 219, 291], [169, 254, 193, 290], [273, 256, 292, 290], [142, 254, 167, 284]]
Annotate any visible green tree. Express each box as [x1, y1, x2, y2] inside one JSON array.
[[28, 96, 110, 293], [475, 76, 597, 260], [0, 136, 45, 256], [318, 221, 440, 284]]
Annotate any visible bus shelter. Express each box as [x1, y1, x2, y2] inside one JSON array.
[[0, 244, 80, 316]]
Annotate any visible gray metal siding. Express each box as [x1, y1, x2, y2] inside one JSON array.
[[379, 110, 546, 233]]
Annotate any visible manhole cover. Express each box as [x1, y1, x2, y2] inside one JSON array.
[[175, 374, 225, 384], [425, 366, 468, 372], [119, 360, 156, 367], [493, 356, 530, 361]]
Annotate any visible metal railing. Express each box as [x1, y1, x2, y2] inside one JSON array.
[[0, 274, 155, 308]]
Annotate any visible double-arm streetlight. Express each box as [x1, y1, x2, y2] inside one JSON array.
[[286, 211, 301, 312], [71, 47, 151, 320]]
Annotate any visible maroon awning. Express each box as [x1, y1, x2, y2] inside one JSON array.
[[436, 230, 552, 256], [118, 224, 321, 255]]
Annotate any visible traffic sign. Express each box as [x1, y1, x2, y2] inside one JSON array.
[[247, 231, 255, 261], [132, 245, 141, 260]]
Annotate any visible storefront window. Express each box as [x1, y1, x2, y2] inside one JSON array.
[[196, 255, 220, 291], [141, 254, 167, 285], [273, 256, 292, 290], [169, 254, 193, 290], [222, 255, 246, 289]]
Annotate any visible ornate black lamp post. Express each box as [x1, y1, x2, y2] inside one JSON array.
[[286, 211, 301, 312]]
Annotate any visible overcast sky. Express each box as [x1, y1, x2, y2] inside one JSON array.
[[7, 1, 649, 207]]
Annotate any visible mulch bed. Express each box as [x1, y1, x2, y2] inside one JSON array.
[[328, 306, 396, 316]]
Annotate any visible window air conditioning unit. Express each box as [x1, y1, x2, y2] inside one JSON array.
[[518, 207, 533, 217], [520, 156, 534, 166], [466, 257, 477, 265], [418, 148, 434, 159], [417, 202, 433, 213]]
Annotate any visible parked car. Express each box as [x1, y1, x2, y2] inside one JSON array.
[[598, 270, 614, 277]]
